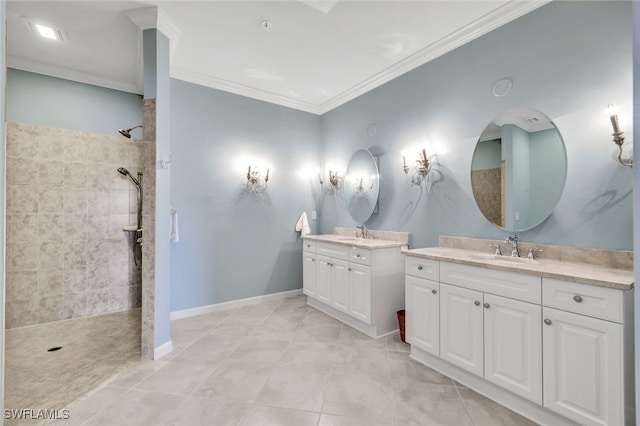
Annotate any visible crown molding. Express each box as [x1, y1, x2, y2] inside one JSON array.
[[315, 0, 551, 114], [171, 66, 324, 115], [8, 55, 142, 94], [171, 1, 549, 115], [125, 6, 181, 49]]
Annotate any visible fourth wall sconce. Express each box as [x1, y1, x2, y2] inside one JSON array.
[[607, 103, 632, 168], [318, 168, 343, 195], [402, 148, 432, 187], [245, 163, 270, 193]]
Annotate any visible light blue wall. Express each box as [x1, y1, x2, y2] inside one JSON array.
[[529, 128, 566, 230], [6, 69, 142, 136], [143, 29, 172, 349], [318, 0, 632, 250], [471, 140, 501, 170], [170, 79, 319, 311]]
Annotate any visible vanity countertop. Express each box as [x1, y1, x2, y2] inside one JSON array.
[[304, 234, 408, 249], [403, 247, 634, 290]]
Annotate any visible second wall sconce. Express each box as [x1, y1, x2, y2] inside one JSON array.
[[402, 148, 432, 187], [246, 163, 270, 193], [318, 168, 343, 195], [607, 103, 632, 168]]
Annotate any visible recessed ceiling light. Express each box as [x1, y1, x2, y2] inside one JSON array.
[[24, 19, 65, 41], [36, 24, 58, 40]]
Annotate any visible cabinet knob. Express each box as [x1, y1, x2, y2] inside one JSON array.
[[356, 254, 361, 258], [312, 259, 315, 262], [348, 268, 352, 271], [483, 303, 490, 309], [474, 300, 480, 306], [431, 289, 437, 295], [307, 244, 311, 248], [417, 265, 423, 270], [573, 295, 583, 303], [544, 319, 552, 325]]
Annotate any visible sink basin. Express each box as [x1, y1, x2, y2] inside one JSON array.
[[468, 254, 538, 265], [335, 237, 373, 243]]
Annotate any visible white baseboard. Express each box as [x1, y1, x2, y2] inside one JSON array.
[[170, 289, 303, 321], [154, 340, 173, 360]]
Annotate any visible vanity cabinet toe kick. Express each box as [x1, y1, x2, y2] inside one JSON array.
[[303, 240, 407, 338], [404, 255, 634, 426]]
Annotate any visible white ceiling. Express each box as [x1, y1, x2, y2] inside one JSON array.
[[7, 1, 549, 115]]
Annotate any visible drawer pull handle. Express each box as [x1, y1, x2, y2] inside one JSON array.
[[474, 300, 480, 306], [356, 254, 361, 258], [544, 319, 552, 325], [573, 295, 583, 303], [431, 289, 437, 295], [417, 265, 423, 270], [312, 259, 315, 262], [348, 268, 352, 271], [483, 303, 490, 309]]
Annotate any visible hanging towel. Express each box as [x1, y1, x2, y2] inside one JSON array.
[[170, 207, 179, 243], [295, 211, 311, 237]]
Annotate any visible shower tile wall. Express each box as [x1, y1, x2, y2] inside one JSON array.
[[6, 122, 144, 328]]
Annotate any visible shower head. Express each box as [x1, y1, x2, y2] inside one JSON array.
[[117, 125, 143, 139], [117, 167, 141, 188]]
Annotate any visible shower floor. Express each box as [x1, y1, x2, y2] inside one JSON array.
[[4, 309, 142, 422]]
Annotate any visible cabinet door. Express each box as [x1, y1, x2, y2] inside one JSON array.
[[406, 276, 439, 356], [349, 263, 371, 324], [543, 307, 623, 426], [484, 294, 542, 404], [302, 252, 317, 299], [440, 283, 483, 376], [316, 255, 331, 304], [330, 259, 349, 313]]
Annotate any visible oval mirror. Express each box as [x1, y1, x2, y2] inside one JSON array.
[[344, 149, 380, 224], [471, 107, 567, 232]]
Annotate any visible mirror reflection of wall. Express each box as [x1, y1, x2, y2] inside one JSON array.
[[471, 107, 567, 232], [344, 149, 380, 224]]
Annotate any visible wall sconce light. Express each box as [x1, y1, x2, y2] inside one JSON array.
[[402, 148, 432, 186], [318, 168, 343, 195], [608, 103, 632, 168], [246, 163, 270, 192], [349, 174, 375, 196]]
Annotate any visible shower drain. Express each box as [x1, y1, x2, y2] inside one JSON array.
[[47, 346, 62, 352]]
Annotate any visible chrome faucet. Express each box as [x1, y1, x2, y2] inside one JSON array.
[[355, 225, 370, 239], [504, 234, 519, 257]]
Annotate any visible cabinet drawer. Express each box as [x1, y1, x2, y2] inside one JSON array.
[[542, 278, 623, 323], [349, 247, 372, 266], [303, 240, 316, 252], [440, 261, 541, 304], [405, 257, 439, 281], [317, 242, 349, 260]]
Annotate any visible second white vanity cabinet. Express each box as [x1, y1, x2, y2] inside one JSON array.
[[404, 253, 634, 426], [304, 238, 406, 338], [437, 262, 543, 404]]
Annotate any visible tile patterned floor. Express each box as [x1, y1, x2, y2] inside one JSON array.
[[5, 294, 538, 425]]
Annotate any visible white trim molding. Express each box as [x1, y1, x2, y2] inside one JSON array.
[[153, 340, 173, 360], [171, 0, 550, 115], [170, 289, 303, 321]]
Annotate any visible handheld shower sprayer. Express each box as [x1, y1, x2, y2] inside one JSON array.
[[117, 167, 141, 188], [117, 125, 143, 139]]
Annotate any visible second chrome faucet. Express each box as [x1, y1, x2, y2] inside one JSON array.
[[504, 234, 519, 257]]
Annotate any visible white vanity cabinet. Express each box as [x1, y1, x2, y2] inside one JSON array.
[[542, 279, 626, 426], [437, 264, 543, 404], [304, 239, 406, 338], [302, 241, 317, 299], [404, 255, 634, 426]]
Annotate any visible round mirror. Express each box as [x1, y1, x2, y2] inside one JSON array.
[[344, 149, 380, 224], [471, 107, 567, 232]]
